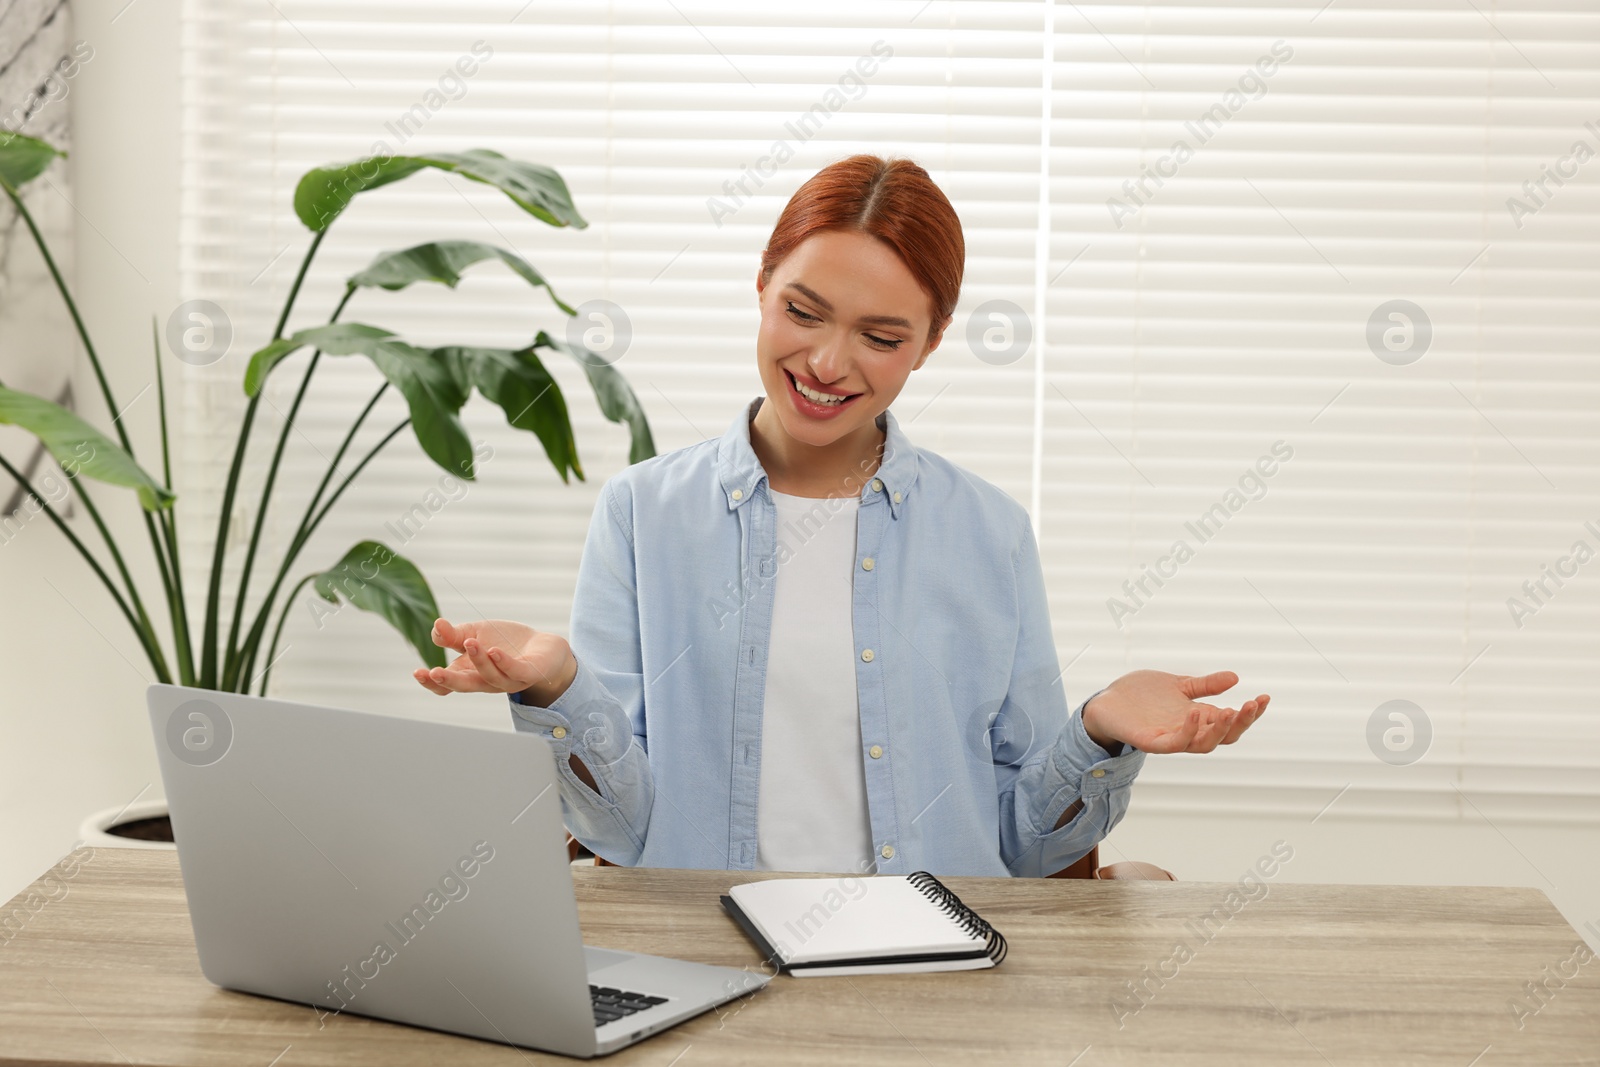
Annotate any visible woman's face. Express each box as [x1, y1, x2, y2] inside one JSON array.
[[754, 228, 945, 449]]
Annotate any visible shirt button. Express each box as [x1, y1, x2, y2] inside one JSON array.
[[551, 726, 567, 739], [893, 492, 902, 503], [1091, 768, 1106, 778], [871, 478, 883, 492], [861, 557, 875, 571], [880, 844, 895, 859], [730, 489, 743, 501], [869, 744, 883, 759], [860, 648, 874, 662]]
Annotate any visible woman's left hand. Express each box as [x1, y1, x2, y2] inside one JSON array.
[[1082, 669, 1269, 755]]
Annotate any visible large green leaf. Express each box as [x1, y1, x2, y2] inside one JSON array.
[[0, 132, 63, 190], [244, 323, 475, 477], [0, 384, 174, 510], [294, 149, 588, 233], [533, 331, 656, 466], [369, 341, 475, 478], [243, 323, 396, 395], [244, 322, 654, 481], [349, 240, 577, 315], [455, 344, 581, 483], [312, 541, 446, 669]]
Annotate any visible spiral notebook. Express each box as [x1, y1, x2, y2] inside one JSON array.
[[720, 871, 1008, 977]]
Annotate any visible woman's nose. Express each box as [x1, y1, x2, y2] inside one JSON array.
[[807, 334, 853, 385]]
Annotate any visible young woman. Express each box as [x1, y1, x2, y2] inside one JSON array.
[[412, 155, 1269, 877]]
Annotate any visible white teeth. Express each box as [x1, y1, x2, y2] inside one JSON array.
[[792, 375, 851, 405]]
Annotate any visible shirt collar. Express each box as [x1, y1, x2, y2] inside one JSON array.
[[716, 395, 919, 518]]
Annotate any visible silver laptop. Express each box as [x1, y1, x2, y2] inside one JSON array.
[[146, 684, 768, 1058]]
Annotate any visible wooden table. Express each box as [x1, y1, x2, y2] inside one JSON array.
[[1, 848, 1596, 1065]]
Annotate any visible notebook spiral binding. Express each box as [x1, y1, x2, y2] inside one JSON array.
[[906, 871, 1008, 966]]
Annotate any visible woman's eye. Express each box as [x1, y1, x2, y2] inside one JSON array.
[[785, 301, 902, 351]]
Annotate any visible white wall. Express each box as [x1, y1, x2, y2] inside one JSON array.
[[0, 0, 179, 901]]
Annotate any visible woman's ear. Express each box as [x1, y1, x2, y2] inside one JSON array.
[[913, 316, 950, 370]]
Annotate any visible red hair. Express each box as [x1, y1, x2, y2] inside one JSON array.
[[760, 154, 965, 343]]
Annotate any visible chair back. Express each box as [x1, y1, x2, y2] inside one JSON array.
[[1049, 845, 1099, 879]]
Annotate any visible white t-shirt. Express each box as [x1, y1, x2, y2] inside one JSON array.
[[754, 487, 875, 873]]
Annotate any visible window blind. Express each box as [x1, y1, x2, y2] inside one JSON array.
[[177, 1, 1600, 822], [1039, 2, 1600, 825]]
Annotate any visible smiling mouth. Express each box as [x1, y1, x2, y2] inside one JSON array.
[[786, 369, 860, 406]]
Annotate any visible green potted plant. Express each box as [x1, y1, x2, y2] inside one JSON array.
[[0, 132, 654, 845]]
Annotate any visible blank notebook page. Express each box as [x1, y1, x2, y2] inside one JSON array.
[[728, 876, 985, 964]]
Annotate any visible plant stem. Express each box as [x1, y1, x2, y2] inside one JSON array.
[[158, 512, 194, 685], [69, 479, 173, 682], [199, 397, 257, 689], [200, 230, 326, 688], [259, 573, 316, 696], [301, 383, 389, 547], [222, 286, 352, 690], [305, 421, 410, 535], [137, 509, 178, 660], [230, 382, 386, 682], [1, 182, 129, 454], [152, 319, 196, 685], [235, 418, 409, 688], [6, 180, 181, 681], [153, 319, 174, 490], [273, 229, 326, 340], [0, 453, 159, 677]]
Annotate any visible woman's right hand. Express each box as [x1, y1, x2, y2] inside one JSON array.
[[412, 617, 578, 706]]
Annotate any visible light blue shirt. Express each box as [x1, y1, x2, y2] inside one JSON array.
[[509, 395, 1146, 877]]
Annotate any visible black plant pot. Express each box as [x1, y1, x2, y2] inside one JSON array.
[[106, 815, 175, 843]]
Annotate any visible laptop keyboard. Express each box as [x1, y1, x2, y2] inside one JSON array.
[[591, 984, 668, 1027]]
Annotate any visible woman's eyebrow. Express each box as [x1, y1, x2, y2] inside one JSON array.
[[786, 281, 913, 329]]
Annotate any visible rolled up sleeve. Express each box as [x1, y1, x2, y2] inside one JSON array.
[[506, 479, 654, 864], [1031, 692, 1147, 871], [995, 514, 1147, 877]]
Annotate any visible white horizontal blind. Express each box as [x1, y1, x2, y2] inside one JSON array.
[[177, 1, 1600, 821], [1042, 2, 1600, 823]]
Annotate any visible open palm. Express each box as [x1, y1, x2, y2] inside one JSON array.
[[411, 617, 576, 702], [1083, 669, 1269, 755]]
